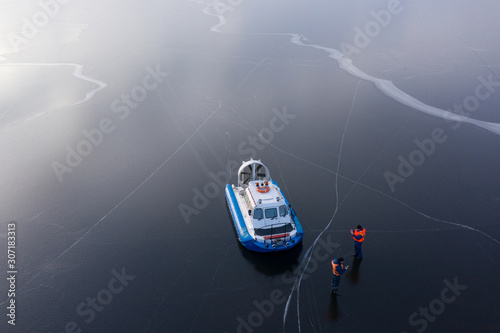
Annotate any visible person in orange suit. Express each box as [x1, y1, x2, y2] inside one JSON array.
[[331, 257, 348, 295], [351, 225, 365, 259]]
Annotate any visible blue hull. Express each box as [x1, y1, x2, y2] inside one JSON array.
[[225, 184, 303, 252]]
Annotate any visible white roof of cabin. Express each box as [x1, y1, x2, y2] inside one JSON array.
[[247, 181, 283, 207]]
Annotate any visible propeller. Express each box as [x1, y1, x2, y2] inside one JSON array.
[[237, 160, 271, 187], [240, 164, 254, 184], [256, 164, 267, 178]]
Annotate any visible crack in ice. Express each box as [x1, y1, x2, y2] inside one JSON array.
[[192, 0, 231, 33], [0, 62, 108, 106], [282, 81, 360, 332], [6, 41, 283, 301], [285, 34, 500, 135], [267, 141, 500, 246]]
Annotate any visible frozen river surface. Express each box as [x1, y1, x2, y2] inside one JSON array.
[[1, 1, 499, 332]]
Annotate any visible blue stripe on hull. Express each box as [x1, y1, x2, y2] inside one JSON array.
[[225, 184, 252, 244], [225, 184, 303, 252]]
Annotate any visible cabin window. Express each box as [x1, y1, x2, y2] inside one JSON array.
[[253, 208, 263, 220], [265, 208, 277, 219], [279, 205, 288, 217]]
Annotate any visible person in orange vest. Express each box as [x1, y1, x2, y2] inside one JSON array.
[[351, 225, 365, 259], [331, 257, 348, 295]]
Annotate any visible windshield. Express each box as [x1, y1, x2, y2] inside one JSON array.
[[265, 208, 277, 219], [253, 208, 263, 220], [279, 205, 288, 217]]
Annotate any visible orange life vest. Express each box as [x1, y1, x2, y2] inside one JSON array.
[[353, 228, 365, 243], [331, 260, 343, 276]]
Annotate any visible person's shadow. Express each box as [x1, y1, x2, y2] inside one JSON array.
[[347, 257, 362, 284], [327, 291, 340, 320], [328, 258, 362, 320]]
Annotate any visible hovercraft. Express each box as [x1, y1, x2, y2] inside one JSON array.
[[225, 159, 303, 252]]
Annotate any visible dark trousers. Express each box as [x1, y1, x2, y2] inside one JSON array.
[[331, 274, 341, 290], [354, 241, 363, 258]]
